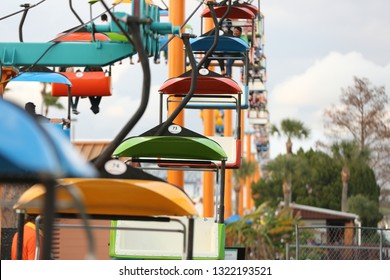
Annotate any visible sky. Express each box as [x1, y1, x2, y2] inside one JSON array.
[[2, 0, 390, 159]]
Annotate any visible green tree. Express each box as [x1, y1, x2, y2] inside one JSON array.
[[253, 148, 380, 221], [349, 160, 380, 201], [331, 140, 370, 212], [233, 157, 256, 214], [40, 82, 64, 116], [348, 195, 382, 227], [264, 154, 305, 208], [293, 149, 341, 210], [271, 118, 310, 155], [226, 202, 299, 259], [252, 177, 283, 208]]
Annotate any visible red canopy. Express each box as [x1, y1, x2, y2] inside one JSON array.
[[159, 76, 242, 95], [201, 6, 255, 19]]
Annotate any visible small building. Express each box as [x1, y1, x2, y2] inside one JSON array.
[[286, 203, 363, 260], [288, 203, 360, 227]]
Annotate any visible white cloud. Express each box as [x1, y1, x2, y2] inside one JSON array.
[[268, 51, 390, 157]]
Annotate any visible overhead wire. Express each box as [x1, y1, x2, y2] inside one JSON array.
[[0, 0, 46, 21], [159, 0, 204, 52], [0, 1, 121, 87]]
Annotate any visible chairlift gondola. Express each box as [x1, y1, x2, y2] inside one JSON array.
[[111, 123, 228, 259], [158, 70, 243, 169], [8, 71, 74, 137], [0, 99, 97, 260], [12, 162, 198, 260]]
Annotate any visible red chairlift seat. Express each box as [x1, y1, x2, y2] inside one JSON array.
[[52, 71, 112, 97], [158, 72, 243, 111], [198, 4, 256, 77], [239, 3, 259, 15], [201, 5, 256, 19], [159, 74, 242, 95], [54, 32, 111, 42], [158, 73, 243, 169]]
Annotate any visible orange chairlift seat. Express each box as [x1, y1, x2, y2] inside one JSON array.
[[158, 70, 243, 169], [159, 70, 244, 110], [53, 28, 128, 43], [52, 71, 111, 97], [52, 70, 111, 114], [54, 32, 111, 42]]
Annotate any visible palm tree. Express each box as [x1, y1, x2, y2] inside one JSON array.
[[265, 154, 304, 208], [271, 118, 310, 155], [233, 157, 256, 215], [331, 140, 370, 212], [40, 82, 64, 116], [226, 202, 299, 259]]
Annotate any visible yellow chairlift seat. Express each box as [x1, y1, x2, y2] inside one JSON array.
[[14, 178, 198, 217]]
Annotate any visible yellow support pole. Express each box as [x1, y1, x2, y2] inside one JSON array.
[[238, 179, 244, 216], [238, 110, 245, 216], [203, 109, 215, 218], [249, 153, 256, 209], [202, 3, 215, 218], [251, 156, 261, 206], [167, 0, 185, 188], [245, 133, 252, 213]]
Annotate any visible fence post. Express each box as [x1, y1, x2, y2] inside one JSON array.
[[379, 228, 383, 260], [285, 243, 289, 260], [295, 224, 299, 260]]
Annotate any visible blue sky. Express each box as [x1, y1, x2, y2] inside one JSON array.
[[2, 0, 390, 158]]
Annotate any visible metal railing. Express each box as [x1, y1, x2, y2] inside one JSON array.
[[286, 225, 390, 260]]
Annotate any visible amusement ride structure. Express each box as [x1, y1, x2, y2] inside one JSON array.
[[0, 0, 270, 260]]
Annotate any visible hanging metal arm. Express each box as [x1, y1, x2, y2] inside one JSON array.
[[68, 0, 84, 25], [198, 2, 222, 68], [155, 2, 231, 134], [155, 33, 198, 135], [18, 3, 30, 42], [94, 2, 151, 169], [159, 0, 204, 52], [207, 0, 233, 36]]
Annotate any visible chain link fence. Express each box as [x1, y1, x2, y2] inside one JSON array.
[[286, 225, 390, 260]]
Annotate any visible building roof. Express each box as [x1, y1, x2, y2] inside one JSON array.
[[73, 140, 110, 161], [287, 203, 359, 221]]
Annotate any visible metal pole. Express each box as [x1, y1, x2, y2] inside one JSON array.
[[186, 217, 194, 260], [34, 215, 43, 260], [379, 228, 383, 260], [218, 160, 226, 224], [18, 4, 30, 42], [42, 179, 56, 260], [295, 224, 299, 260], [285, 243, 289, 260], [16, 209, 26, 260]]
